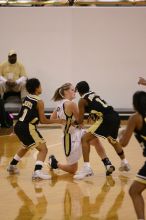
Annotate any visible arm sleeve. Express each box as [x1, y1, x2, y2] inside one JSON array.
[[16, 76, 27, 84]]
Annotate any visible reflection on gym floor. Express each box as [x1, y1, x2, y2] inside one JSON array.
[[0, 128, 145, 220]]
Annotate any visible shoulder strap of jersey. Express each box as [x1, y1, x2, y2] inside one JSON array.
[[82, 91, 94, 98]]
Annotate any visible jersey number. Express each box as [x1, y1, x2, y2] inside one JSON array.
[[88, 94, 108, 108], [19, 109, 28, 122], [95, 97, 108, 108]]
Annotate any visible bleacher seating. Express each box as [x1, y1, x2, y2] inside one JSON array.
[[5, 103, 134, 120], [4, 92, 22, 116]]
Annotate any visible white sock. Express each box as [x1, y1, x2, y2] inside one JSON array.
[[122, 159, 128, 164], [84, 162, 90, 168], [14, 154, 21, 162], [35, 160, 44, 166]]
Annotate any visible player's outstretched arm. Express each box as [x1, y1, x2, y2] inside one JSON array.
[[37, 100, 65, 125], [119, 114, 137, 147]]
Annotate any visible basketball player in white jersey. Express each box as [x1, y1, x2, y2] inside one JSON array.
[[49, 83, 115, 175]]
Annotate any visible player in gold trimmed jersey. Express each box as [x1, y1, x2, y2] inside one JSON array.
[[7, 78, 65, 180], [73, 81, 130, 180], [119, 91, 146, 220]]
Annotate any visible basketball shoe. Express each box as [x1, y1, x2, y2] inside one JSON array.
[[73, 166, 93, 180], [119, 162, 130, 172], [7, 165, 19, 174], [102, 158, 115, 176], [32, 170, 51, 180], [48, 155, 58, 169], [105, 164, 115, 176]]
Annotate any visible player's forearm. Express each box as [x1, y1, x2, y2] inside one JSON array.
[[40, 116, 63, 125]]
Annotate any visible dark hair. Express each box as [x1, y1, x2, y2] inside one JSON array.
[[52, 83, 72, 101], [75, 81, 90, 95], [26, 78, 40, 94], [133, 91, 146, 115]]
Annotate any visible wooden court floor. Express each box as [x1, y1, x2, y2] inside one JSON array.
[[0, 125, 146, 220]]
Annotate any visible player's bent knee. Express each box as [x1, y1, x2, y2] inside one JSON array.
[[81, 133, 94, 144]]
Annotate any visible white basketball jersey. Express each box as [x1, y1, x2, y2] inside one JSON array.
[[55, 99, 85, 164], [56, 99, 75, 134], [56, 99, 71, 120]]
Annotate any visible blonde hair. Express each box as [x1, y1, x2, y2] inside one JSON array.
[[52, 83, 72, 101]]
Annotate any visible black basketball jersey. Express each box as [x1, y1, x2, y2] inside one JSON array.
[[82, 91, 114, 116], [134, 115, 146, 157], [17, 94, 40, 125]]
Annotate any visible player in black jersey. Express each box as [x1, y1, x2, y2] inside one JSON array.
[[7, 78, 64, 180], [73, 81, 130, 180], [120, 91, 146, 220]]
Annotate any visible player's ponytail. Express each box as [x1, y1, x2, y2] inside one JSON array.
[[52, 83, 72, 101]]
